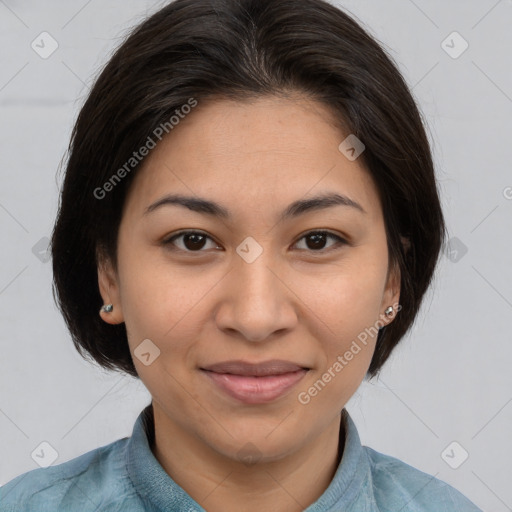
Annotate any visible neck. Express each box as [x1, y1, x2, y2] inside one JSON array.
[[149, 404, 346, 512]]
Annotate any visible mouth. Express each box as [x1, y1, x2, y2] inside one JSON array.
[[200, 359, 310, 404], [200, 359, 310, 376]]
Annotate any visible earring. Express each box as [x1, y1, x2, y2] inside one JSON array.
[[384, 306, 394, 317], [101, 304, 113, 313]]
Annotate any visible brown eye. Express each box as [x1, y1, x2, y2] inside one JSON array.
[[162, 230, 346, 254], [163, 231, 219, 252], [294, 231, 346, 252]]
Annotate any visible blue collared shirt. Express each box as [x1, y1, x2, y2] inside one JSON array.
[[0, 405, 482, 511]]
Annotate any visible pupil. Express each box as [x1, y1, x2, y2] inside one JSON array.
[[185, 234, 206, 250], [308, 233, 326, 250]]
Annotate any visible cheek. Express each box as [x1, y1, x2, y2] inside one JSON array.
[[301, 255, 387, 329], [116, 248, 218, 382], [298, 256, 385, 378], [116, 242, 191, 332], [301, 298, 380, 411]]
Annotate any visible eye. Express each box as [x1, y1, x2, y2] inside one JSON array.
[[293, 230, 347, 252], [162, 230, 346, 253], [162, 230, 220, 252]]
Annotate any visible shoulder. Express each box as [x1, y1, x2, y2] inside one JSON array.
[[0, 437, 142, 512], [362, 446, 482, 511]]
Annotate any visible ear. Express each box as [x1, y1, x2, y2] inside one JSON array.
[[97, 248, 124, 325], [380, 237, 408, 326]]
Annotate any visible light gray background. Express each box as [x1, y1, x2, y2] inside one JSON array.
[[1, 1, 511, 510]]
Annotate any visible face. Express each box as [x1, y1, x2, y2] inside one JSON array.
[[98, 95, 400, 464]]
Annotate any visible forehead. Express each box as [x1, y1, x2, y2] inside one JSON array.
[[122, 96, 381, 223]]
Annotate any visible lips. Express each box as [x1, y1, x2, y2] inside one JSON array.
[[200, 359, 309, 377], [200, 359, 310, 404]]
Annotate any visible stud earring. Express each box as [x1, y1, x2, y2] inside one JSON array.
[[101, 304, 113, 313], [384, 306, 394, 317]]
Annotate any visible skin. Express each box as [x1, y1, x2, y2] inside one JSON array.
[[97, 94, 400, 512]]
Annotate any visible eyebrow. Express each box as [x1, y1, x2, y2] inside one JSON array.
[[143, 192, 366, 221]]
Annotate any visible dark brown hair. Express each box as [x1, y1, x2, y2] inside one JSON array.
[[50, 0, 447, 379]]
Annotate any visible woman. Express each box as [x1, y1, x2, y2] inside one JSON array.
[[0, 0, 482, 510]]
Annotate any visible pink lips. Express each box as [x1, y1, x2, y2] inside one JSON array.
[[200, 359, 310, 404]]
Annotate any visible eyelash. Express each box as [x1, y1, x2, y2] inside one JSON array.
[[161, 230, 347, 254]]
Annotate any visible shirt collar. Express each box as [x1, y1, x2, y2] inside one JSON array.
[[126, 404, 369, 511]]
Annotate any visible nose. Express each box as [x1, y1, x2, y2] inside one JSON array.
[[214, 249, 298, 342]]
